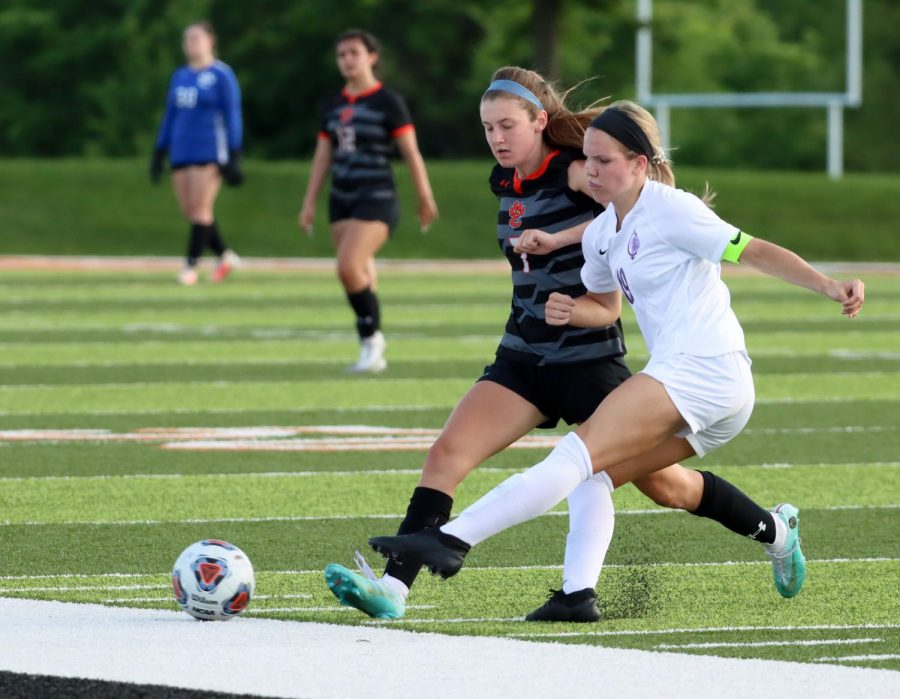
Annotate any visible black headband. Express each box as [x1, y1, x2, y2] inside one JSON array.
[[589, 108, 655, 159]]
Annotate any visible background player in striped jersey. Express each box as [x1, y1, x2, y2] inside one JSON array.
[[151, 22, 244, 286], [369, 100, 866, 608], [326, 68, 797, 622], [299, 30, 438, 373]]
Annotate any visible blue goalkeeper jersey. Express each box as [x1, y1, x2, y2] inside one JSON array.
[[155, 61, 242, 167]]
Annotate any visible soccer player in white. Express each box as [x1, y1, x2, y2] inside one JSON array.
[[370, 100, 865, 600]]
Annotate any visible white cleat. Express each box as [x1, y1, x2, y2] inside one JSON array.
[[348, 331, 387, 373], [178, 267, 199, 286]]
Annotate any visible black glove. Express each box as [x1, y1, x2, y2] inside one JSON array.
[[220, 150, 244, 186], [149, 149, 166, 184]]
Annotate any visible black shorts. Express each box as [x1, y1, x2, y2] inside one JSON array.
[[329, 191, 400, 232], [477, 355, 632, 429]]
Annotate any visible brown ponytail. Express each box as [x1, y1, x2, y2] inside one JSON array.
[[482, 67, 604, 152]]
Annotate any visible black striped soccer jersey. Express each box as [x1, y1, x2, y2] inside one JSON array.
[[318, 83, 413, 198], [491, 148, 626, 365]]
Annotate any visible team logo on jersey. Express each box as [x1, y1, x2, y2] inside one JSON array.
[[627, 229, 641, 260], [339, 107, 355, 124], [508, 200, 526, 229], [197, 71, 217, 89]]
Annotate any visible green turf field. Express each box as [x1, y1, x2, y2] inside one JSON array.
[[0, 264, 897, 672]]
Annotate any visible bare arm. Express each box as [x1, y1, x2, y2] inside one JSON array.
[[740, 238, 865, 318], [298, 137, 333, 234], [513, 220, 589, 255], [545, 290, 621, 328], [395, 130, 438, 231]]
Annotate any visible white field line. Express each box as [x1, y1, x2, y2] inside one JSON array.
[[0, 584, 169, 593], [102, 593, 313, 604], [2, 504, 897, 528], [2, 371, 898, 390], [513, 623, 900, 639], [0, 347, 894, 369], [245, 604, 437, 615], [1, 462, 898, 486], [656, 638, 882, 650], [2, 557, 896, 584], [0, 425, 443, 443], [0, 404, 449, 418], [816, 654, 900, 663], [0, 396, 895, 419]]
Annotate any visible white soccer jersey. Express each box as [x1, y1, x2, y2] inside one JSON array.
[[581, 179, 746, 359]]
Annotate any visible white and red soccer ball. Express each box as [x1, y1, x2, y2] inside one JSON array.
[[172, 539, 255, 621]]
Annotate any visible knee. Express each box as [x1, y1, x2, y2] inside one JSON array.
[[422, 436, 472, 484], [336, 259, 366, 290]]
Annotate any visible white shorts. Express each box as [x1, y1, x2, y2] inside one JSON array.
[[640, 350, 755, 458]]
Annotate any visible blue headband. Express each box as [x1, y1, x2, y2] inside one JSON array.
[[484, 79, 545, 111]]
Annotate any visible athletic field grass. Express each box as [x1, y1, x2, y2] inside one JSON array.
[[3, 159, 900, 260], [0, 262, 897, 674]]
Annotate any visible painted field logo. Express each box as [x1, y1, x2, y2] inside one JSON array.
[[508, 200, 526, 229]]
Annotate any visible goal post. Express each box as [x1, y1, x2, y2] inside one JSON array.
[[635, 0, 863, 178]]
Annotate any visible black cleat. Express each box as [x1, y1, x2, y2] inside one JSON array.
[[525, 588, 601, 623], [369, 528, 470, 579]]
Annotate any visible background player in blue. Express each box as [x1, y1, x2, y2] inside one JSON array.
[[325, 68, 797, 623], [151, 22, 244, 286], [299, 30, 438, 372]]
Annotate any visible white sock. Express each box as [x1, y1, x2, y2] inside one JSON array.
[[380, 574, 409, 599], [442, 432, 594, 546], [765, 513, 788, 555], [562, 471, 615, 594]]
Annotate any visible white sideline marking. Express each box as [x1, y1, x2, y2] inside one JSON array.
[[0, 584, 169, 593], [656, 638, 881, 650], [0, 396, 893, 418], [817, 654, 900, 663], [2, 504, 897, 528], [245, 604, 437, 615], [514, 623, 900, 639], [8, 599, 897, 698], [1, 557, 895, 583], [102, 593, 313, 604]]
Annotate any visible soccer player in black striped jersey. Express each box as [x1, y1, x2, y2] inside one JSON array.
[[329, 68, 784, 623], [299, 30, 438, 373]]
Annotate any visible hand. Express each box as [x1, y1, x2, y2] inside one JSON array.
[[825, 278, 865, 318], [298, 204, 315, 237], [220, 150, 244, 186], [513, 229, 557, 255], [149, 149, 165, 184], [545, 292, 575, 326], [418, 196, 438, 233]]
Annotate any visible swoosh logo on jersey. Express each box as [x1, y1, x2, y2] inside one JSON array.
[[598, 247, 608, 255], [730, 231, 742, 245]]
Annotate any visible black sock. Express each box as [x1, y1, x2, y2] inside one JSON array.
[[346, 288, 381, 339], [384, 487, 454, 589], [690, 471, 776, 544], [187, 223, 205, 266], [207, 221, 227, 257]]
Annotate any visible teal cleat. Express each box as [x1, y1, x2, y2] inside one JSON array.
[[324, 553, 406, 620], [767, 503, 806, 598]]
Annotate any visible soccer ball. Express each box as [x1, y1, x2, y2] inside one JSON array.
[[172, 539, 255, 621]]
